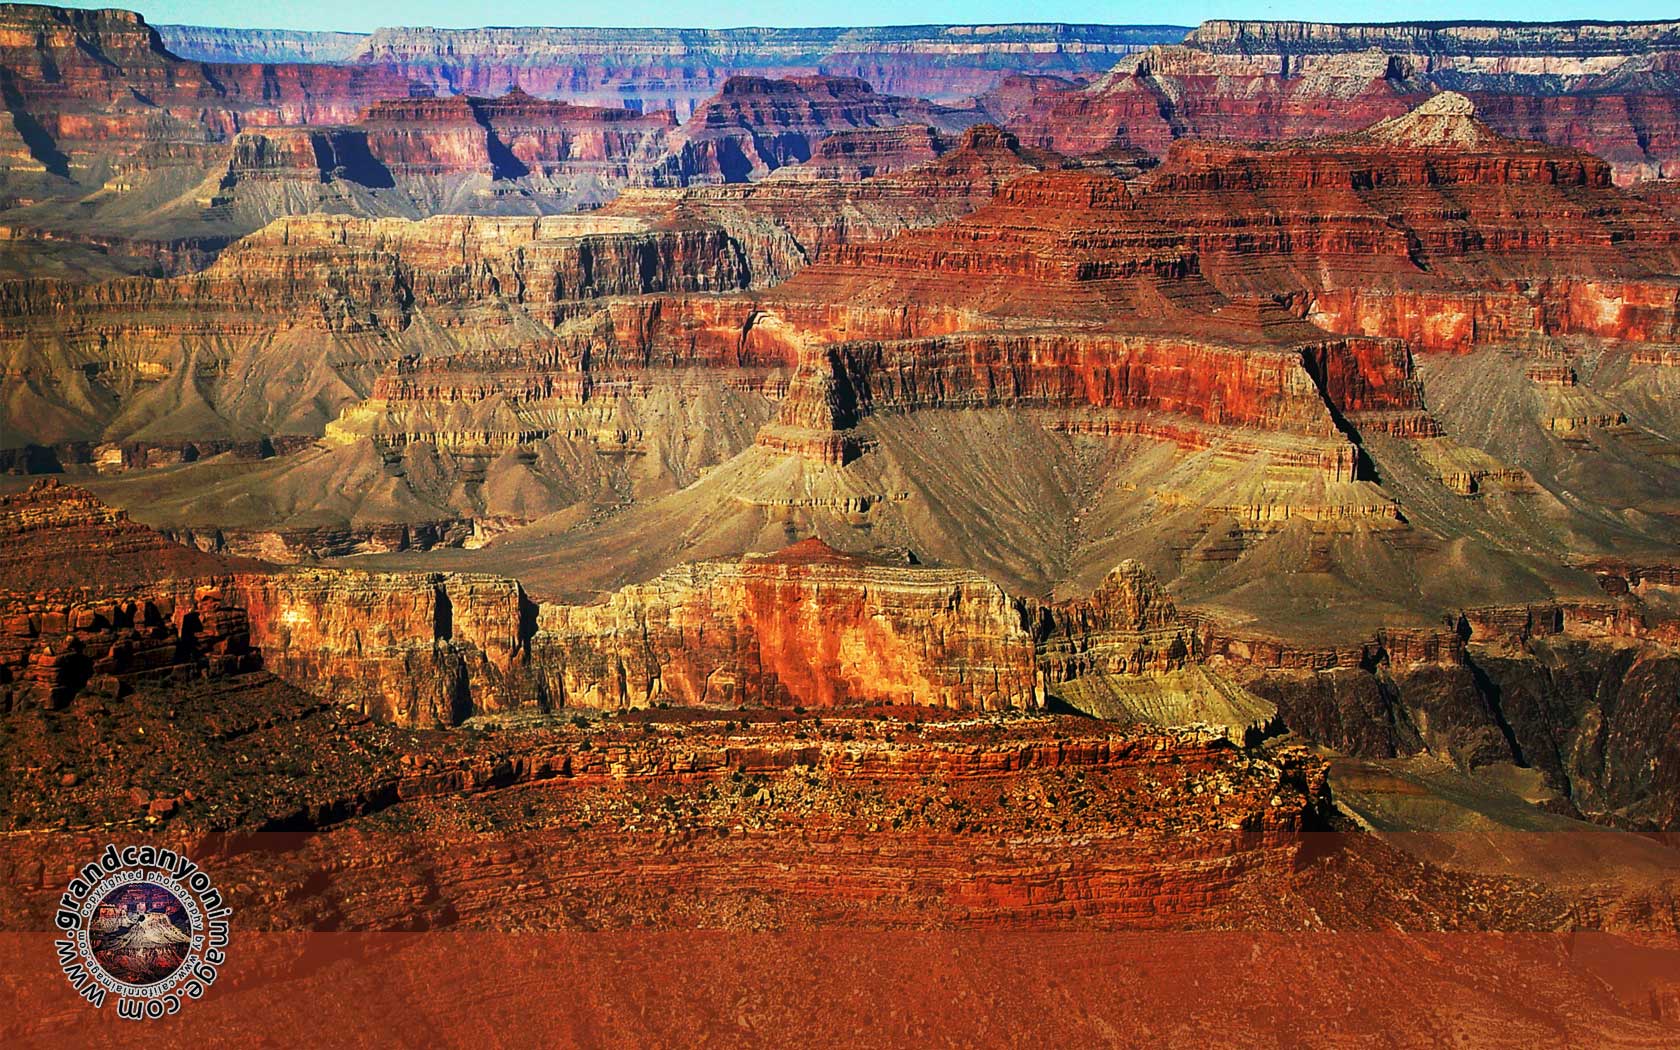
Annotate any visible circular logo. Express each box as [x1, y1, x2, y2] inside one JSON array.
[[89, 880, 195, 986], [54, 845, 231, 1020]]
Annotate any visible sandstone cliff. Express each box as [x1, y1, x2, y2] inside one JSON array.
[[0, 484, 1267, 735], [226, 540, 1276, 735]]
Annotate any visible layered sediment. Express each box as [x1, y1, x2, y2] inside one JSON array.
[[8, 480, 1680, 834], [8, 15, 1680, 1040], [0, 210, 755, 449], [669, 75, 984, 183], [1000, 25, 1680, 182], [0, 485, 1263, 733], [339, 24, 1184, 117], [25, 96, 1678, 548], [0, 5, 1093, 273]]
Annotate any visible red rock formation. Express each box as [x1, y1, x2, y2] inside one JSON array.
[[1462, 93, 1680, 185], [756, 331, 1360, 481], [355, 90, 677, 183], [1122, 95, 1680, 351], [219, 539, 1044, 724], [535, 539, 1040, 713], [0, 11, 1061, 269], [752, 164, 1426, 474], [0, 480, 263, 707], [772, 169, 1199, 327], [230, 568, 532, 727], [994, 46, 1418, 158], [0, 583, 256, 710], [0, 211, 753, 447], [0, 3, 419, 185], [2, 700, 1337, 940], [13, 479, 1680, 829], [23, 96, 1680, 564], [1001, 25, 1680, 183], [0, 479, 246, 592], [608, 123, 1066, 278], [0, 485, 1265, 730], [0, 126, 1077, 487], [771, 124, 955, 181], [669, 75, 984, 183]]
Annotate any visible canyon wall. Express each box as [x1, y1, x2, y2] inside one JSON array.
[[0, 211, 756, 448], [669, 75, 985, 182], [1185, 19, 1680, 61], [0, 484, 1260, 733], [0, 6, 1084, 274], [8, 480, 1680, 832], [22, 96, 1677, 546], [18, 3, 1680, 289], [155, 24, 367, 63], [338, 24, 1187, 117], [998, 22, 1680, 182], [225, 541, 1267, 732]]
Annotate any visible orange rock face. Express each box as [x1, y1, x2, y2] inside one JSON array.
[[220, 541, 1262, 729], [0, 486, 1250, 729], [533, 540, 1040, 713]]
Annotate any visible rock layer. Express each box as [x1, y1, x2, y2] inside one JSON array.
[[1000, 26, 1680, 183], [8, 481, 1680, 834], [0, 485, 1265, 732], [339, 24, 1185, 117]]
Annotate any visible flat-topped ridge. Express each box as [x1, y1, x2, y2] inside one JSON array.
[[1185, 18, 1680, 55]]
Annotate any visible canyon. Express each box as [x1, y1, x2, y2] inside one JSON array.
[[158, 23, 1186, 117], [7, 88, 1680, 746], [5, 479, 1680, 1043], [3, 6, 1680, 1043], [993, 20, 1680, 183], [8, 7, 1680, 285]]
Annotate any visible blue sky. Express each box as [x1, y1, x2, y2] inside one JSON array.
[[65, 2, 1680, 33]]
